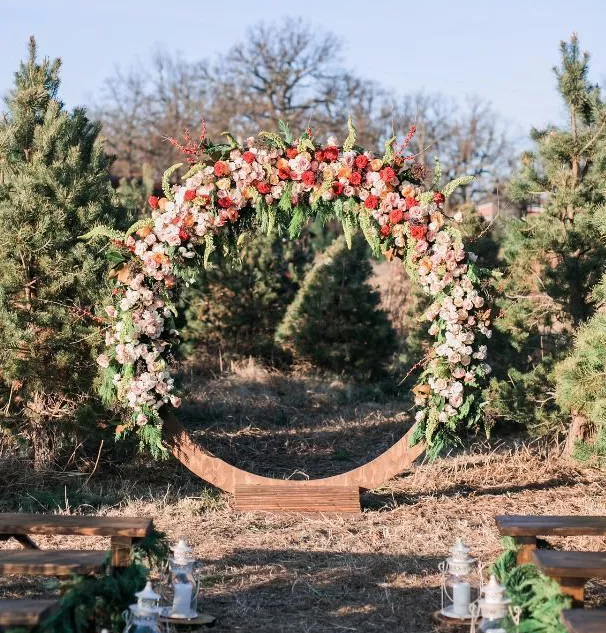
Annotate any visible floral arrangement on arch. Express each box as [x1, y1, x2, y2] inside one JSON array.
[[84, 119, 493, 458]]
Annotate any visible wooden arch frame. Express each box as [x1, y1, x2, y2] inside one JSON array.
[[163, 410, 425, 512]]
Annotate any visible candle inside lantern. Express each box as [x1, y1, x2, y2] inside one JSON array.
[[452, 581, 471, 617], [172, 582, 193, 616]]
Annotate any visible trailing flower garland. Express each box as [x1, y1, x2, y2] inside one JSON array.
[[85, 121, 493, 457]]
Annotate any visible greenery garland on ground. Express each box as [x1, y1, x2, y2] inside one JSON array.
[[491, 537, 571, 633], [84, 120, 495, 458]]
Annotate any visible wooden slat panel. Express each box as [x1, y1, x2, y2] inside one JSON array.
[[533, 550, 606, 578], [496, 515, 606, 537], [0, 599, 57, 628], [562, 609, 606, 633], [0, 514, 152, 538], [0, 550, 106, 576], [234, 484, 361, 513]]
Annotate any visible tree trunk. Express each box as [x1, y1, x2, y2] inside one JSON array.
[[563, 410, 591, 459]]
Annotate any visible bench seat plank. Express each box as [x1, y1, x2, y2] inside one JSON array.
[[0, 599, 57, 628], [0, 550, 106, 576], [533, 550, 606, 578], [562, 609, 606, 633], [496, 515, 606, 537], [0, 513, 152, 538]]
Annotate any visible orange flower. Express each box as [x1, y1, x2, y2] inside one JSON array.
[[338, 166, 352, 179], [370, 158, 383, 172], [136, 226, 152, 238]]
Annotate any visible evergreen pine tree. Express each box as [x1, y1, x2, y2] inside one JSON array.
[[485, 35, 606, 441], [275, 235, 396, 379], [0, 38, 129, 465], [181, 230, 312, 365]]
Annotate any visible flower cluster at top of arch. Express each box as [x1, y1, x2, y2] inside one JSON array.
[[86, 120, 493, 457]]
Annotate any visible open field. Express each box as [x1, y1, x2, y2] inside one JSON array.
[[1, 366, 606, 632]]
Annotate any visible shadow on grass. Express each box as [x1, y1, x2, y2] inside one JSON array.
[[203, 548, 444, 633]]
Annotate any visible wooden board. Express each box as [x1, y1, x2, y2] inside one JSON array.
[[0, 599, 57, 628], [562, 609, 606, 633], [162, 409, 425, 495], [0, 514, 152, 538], [496, 515, 606, 537], [533, 550, 606, 578], [0, 550, 106, 576], [234, 484, 361, 513]]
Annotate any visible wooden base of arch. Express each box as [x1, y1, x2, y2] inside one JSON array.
[[162, 409, 425, 513]]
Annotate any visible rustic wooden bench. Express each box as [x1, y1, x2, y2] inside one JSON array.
[[0, 599, 58, 631], [496, 515, 606, 564], [0, 550, 106, 577], [0, 513, 153, 568], [562, 608, 606, 633], [532, 550, 606, 605]]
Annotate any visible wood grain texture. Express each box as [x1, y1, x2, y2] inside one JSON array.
[[0, 599, 57, 628], [562, 609, 606, 633], [0, 550, 106, 576], [496, 515, 606, 537], [532, 550, 606, 578], [0, 514, 152, 538], [163, 409, 425, 494], [234, 484, 361, 513]]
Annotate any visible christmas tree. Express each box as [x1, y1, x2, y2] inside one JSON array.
[[485, 35, 606, 443], [0, 38, 129, 465], [275, 235, 396, 379]]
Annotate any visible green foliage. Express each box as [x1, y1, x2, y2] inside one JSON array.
[[492, 34, 606, 439], [0, 38, 131, 464], [275, 235, 397, 379], [181, 230, 312, 363], [38, 529, 169, 633], [491, 538, 571, 633]]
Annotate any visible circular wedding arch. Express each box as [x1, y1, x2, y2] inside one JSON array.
[[88, 121, 492, 502]]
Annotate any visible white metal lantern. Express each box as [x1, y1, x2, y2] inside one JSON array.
[[439, 538, 480, 620], [123, 581, 163, 633], [470, 574, 521, 633], [166, 539, 200, 619]]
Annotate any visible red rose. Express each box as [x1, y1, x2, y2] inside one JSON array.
[[314, 150, 325, 162], [331, 181, 344, 195], [365, 195, 379, 210], [349, 171, 362, 186], [355, 155, 369, 169], [148, 196, 160, 209], [286, 147, 299, 159], [323, 145, 339, 161], [380, 166, 396, 182], [389, 209, 404, 224], [217, 197, 233, 208], [405, 195, 418, 209], [302, 171, 316, 186], [433, 191, 445, 204], [242, 151, 255, 164], [256, 181, 271, 194], [178, 228, 189, 241], [214, 161, 230, 177], [199, 194, 211, 206], [183, 190, 196, 202], [380, 224, 391, 237], [409, 225, 427, 240], [278, 167, 291, 180]]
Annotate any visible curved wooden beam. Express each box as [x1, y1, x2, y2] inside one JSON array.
[[162, 409, 425, 494]]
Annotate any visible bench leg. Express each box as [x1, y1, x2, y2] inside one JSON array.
[[514, 536, 537, 565], [111, 536, 133, 568], [553, 577, 585, 607]]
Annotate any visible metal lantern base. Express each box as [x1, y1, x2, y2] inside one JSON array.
[[159, 610, 216, 627]]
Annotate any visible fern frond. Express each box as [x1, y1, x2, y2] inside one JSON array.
[[442, 175, 475, 198], [124, 218, 154, 238], [162, 163, 183, 201], [79, 225, 123, 241], [343, 116, 357, 152]]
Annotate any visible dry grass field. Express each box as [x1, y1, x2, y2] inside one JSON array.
[[1, 363, 606, 632]]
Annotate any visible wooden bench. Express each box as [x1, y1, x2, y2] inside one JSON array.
[[496, 515, 606, 564], [0, 599, 58, 631], [532, 550, 606, 605], [562, 608, 606, 633], [0, 513, 153, 568], [0, 550, 106, 577]]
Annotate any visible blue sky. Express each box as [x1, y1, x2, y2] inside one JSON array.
[[2, 0, 606, 139]]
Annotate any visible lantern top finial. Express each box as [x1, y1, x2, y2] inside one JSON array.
[[482, 574, 510, 605], [171, 538, 196, 565], [135, 580, 161, 610]]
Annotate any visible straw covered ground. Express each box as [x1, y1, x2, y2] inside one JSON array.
[[1, 363, 605, 632]]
